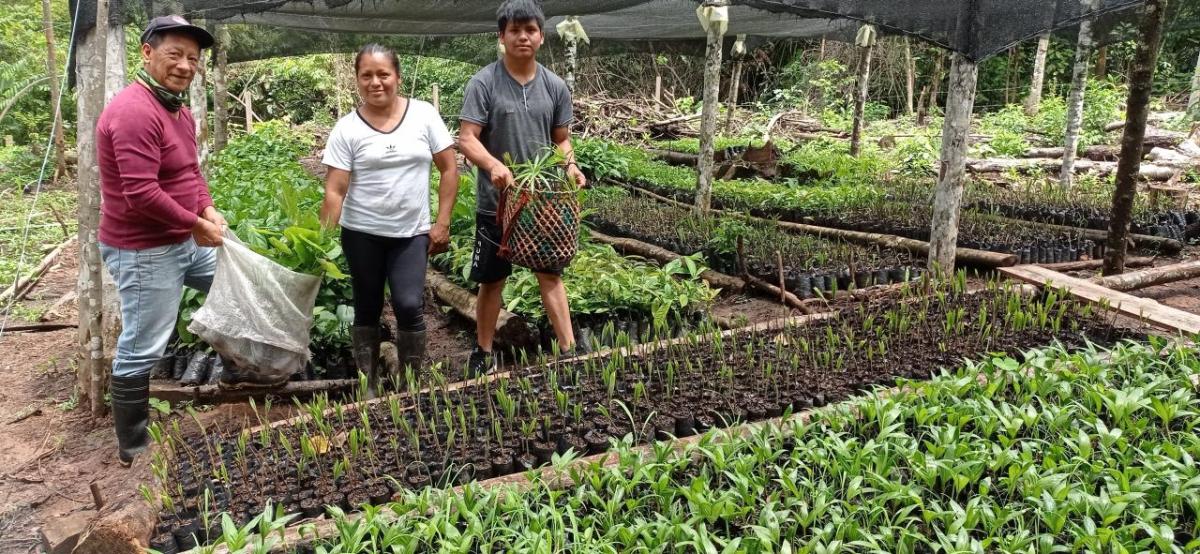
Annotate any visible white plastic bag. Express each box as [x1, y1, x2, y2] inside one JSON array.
[[189, 229, 322, 381]]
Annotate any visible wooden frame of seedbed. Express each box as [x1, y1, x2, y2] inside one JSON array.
[[192, 280, 1190, 554]]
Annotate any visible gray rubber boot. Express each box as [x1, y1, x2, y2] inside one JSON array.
[[394, 330, 427, 382], [351, 326, 381, 395]]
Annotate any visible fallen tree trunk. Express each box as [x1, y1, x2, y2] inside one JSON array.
[[72, 494, 157, 554], [646, 148, 699, 166], [150, 379, 359, 404], [618, 181, 1018, 268], [1038, 256, 1154, 272], [974, 212, 1183, 254], [1022, 145, 1121, 161], [586, 229, 746, 292], [964, 157, 1182, 180], [427, 269, 533, 347], [1092, 260, 1200, 291], [742, 273, 811, 313], [0, 236, 74, 303]]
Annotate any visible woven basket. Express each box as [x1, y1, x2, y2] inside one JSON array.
[[497, 177, 580, 273]]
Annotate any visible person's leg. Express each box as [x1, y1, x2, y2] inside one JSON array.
[[468, 213, 512, 375], [101, 241, 189, 466], [535, 272, 575, 353], [341, 229, 388, 390], [385, 234, 429, 382], [182, 240, 216, 293]]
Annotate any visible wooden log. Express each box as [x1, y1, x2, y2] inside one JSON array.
[[743, 273, 811, 313], [964, 157, 1181, 180], [929, 53, 979, 274], [426, 269, 533, 347], [586, 229, 745, 291], [149, 379, 359, 404], [1000, 264, 1200, 335], [72, 494, 157, 554], [1093, 260, 1200, 291], [972, 212, 1183, 254], [616, 181, 1018, 268], [647, 148, 699, 166], [1022, 145, 1121, 161], [1038, 256, 1154, 272], [0, 236, 74, 303]]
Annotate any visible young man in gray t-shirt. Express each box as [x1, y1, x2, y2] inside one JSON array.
[[459, 0, 587, 375]]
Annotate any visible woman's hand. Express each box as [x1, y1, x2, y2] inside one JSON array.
[[429, 222, 451, 254]]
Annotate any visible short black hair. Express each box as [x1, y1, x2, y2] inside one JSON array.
[[355, 43, 401, 75], [497, 0, 545, 32]]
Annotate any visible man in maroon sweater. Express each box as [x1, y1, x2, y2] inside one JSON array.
[[97, 15, 226, 466]]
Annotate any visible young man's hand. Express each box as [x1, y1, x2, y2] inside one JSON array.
[[429, 222, 451, 255], [192, 217, 224, 247], [489, 162, 515, 189], [567, 164, 587, 189]]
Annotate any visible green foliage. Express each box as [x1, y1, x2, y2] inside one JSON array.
[[781, 137, 891, 187], [0, 189, 75, 290], [573, 138, 630, 182], [0, 144, 44, 189], [0, 0, 73, 145]]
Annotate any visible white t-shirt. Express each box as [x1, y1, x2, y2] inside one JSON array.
[[322, 99, 454, 238]]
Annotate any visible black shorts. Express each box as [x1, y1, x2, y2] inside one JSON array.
[[469, 213, 562, 284]]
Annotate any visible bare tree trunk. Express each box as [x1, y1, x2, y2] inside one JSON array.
[[849, 42, 873, 156], [431, 83, 440, 112], [210, 24, 229, 153], [333, 53, 356, 117], [927, 53, 979, 275], [694, 8, 725, 212], [1060, 0, 1100, 188], [904, 37, 915, 116], [42, 0, 66, 183], [1004, 47, 1020, 105], [189, 38, 208, 166], [918, 51, 945, 126], [104, 22, 124, 103], [1189, 49, 1200, 119], [76, 0, 109, 419], [1024, 33, 1050, 116], [1095, 45, 1107, 78], [564, 40, 578, 93], [724, 59, 742, 134], [1104, 0, 1169, 276]]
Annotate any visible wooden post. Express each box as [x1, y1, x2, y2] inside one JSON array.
[[42, 0, 66, 183], [654, 75, 662, 105], [693, 1, 727, 212], [1104, 0, 1169, 276], [904, 37, 915, 116], [431, 83, 440, 112], [1024, 33, 1050, 116], [1188, 49, 1200, 119], [564, 40, 578, 93], [724, 35, 745, 135], [849, 25, 875, 157], [1094, 45, 1107, 78], [104, 21, 124, 103], [1060, 0, 1101, 188], [243, 89, 254, 133], [76, 0, 109, 419], [918, 51, 945, 126], [927, 53, 979, 275], [210, 24, 229, 153]]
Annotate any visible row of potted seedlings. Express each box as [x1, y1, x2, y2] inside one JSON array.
[[584, 187, 923, 298], [145, 274, 1139, 551]]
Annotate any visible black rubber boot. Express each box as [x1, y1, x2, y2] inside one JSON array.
[[394, 330, 426, 382], [111, 374, 150, 467], [351, 326, 381, 395]]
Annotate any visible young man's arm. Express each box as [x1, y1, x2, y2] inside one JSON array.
[[459, 121, 513, 189], [551, 127, 586, 188]]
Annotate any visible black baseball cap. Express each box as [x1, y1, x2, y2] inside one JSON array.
[[140, 15, 215, 49]]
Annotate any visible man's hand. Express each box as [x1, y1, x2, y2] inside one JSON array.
[[192, 217, 224, 247], [201, 206, 227, 228], [567, 163, 587, 189], [429, 222, 450, 255], [489, 162, 514, 190]]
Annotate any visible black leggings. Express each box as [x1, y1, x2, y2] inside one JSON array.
[[341, 228, 429, 332]]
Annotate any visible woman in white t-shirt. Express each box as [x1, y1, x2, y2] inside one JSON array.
[[320, 44, 459, 393]]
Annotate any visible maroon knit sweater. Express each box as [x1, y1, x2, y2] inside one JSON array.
[[97, 83, 213, 249]]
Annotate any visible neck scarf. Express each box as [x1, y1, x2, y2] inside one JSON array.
[[136, 68, 186, 112]]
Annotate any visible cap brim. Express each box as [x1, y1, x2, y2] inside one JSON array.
[[148, 23, 215, 49]]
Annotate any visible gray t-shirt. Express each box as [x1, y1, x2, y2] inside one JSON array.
[[460, 61, 573, 215]]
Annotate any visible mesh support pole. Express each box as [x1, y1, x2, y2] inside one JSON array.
[[1060, 0, 1101, 188], [694, 1, 727, 212], [1104, 0, 1169, 276], [928, 53, 978, 276], [1024, 33, 1050, 116]]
